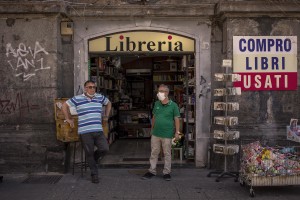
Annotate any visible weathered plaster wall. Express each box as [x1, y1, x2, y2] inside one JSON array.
[[0, 0, 216, 173], [226, 18, 300, 131], [0, 0, 299, 173], [209, 17, 300, 170], [72, 17, 212, 167], [0, 14, 73, 173]]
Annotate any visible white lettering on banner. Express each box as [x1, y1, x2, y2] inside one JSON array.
[[243, 74, 289, 89], [5, 41, 50, 81], [233, 36, 297, 91], [254, 76, 261, 88]]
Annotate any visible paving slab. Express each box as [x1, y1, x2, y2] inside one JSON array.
[[1, 169, 300, 200]]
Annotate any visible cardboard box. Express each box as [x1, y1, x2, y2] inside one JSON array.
[[54, 98, 78, 120], [56, 118, 79, 142], [54, 98, 69, 120]]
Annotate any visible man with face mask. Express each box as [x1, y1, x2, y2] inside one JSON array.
[[142, 84, 181, 181], [62, 80, 111, 184]]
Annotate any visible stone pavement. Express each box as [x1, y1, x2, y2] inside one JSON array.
[[0, 168, 300, 200]]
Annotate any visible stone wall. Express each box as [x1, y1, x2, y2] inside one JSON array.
[[0, 0, 299, 173], [0, 13, 74, 173], [209, 1, 300, 170]]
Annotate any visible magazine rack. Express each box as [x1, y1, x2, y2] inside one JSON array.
[[207, 59, 241, 182]]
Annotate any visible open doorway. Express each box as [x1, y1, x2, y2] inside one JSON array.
[[88, 53, 195, 166]]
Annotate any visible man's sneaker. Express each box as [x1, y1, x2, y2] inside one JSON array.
[[163, 174, 171, 181], [141, 172, 155, 180], [91, 175, 99, 184]]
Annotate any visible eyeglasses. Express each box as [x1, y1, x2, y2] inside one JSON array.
[[86, 86, 96, 89], [158, 90, 167, 92]]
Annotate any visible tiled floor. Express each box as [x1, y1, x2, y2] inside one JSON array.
[[101, 139, 189, 166]]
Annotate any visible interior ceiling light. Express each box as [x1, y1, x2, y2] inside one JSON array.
[[157, 56, 179, 62]]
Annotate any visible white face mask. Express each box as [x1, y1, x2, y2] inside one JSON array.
[[86, 92, 95, 98], [157, 92, 166, 101]]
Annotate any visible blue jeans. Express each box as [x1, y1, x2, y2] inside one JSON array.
[[80, 132, 109, 176]]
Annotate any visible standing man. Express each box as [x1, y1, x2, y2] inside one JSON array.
[[62, 80, 111, 184], [142, 84, 181, 181]]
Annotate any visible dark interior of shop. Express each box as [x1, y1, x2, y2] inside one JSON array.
[[88, 54, 195, 165]]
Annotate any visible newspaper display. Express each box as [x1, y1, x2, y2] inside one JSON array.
[[214, 102, 239, 111], [214, 116, 238, 126], [227, 102, 239, 111], [213, 144, 239, 155], [214, 73, 241, 82], [213, 130, 240, 140], [214, 102, 226, 110], [214, 87, 241, 96], [214, 88, 226, 96]]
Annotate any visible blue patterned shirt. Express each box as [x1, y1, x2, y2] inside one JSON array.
[[66, 93, 109, 134]]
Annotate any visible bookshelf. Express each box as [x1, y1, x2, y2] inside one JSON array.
[[89, 56, 124, 144], [182, 55, 196, 160], [118, 110, 151, 138], [152, 60, 184, 103]]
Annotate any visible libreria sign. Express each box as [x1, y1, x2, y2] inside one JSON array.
[[233, 36, 297, 91], [88, 31, 195, 53]]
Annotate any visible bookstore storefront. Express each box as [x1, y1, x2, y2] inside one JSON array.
[[73, 20, 212, 167]]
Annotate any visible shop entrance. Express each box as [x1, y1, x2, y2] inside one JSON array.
[[87, 31, 196, 166], [88, 54, 195, 165]]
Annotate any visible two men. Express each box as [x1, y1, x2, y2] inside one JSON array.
[[63, 82, 180, 183], [142, 84, 181, 181], [62, 80, 111, 184]]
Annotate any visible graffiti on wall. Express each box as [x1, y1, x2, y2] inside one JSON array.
[[0, 92, 40, 116], [199, 75, 211, 98], [6, 41, 50, 81]]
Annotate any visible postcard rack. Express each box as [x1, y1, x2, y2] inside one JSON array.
[[207, 59, 241, 182]]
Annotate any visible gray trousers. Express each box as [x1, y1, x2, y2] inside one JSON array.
[[80, 132, 109, 176]]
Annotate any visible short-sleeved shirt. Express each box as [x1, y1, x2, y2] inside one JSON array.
[[152, 100, 180, 138], [66, 93, 109, 134]]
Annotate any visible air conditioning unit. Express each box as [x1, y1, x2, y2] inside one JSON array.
[[126, 69, 152, 76]]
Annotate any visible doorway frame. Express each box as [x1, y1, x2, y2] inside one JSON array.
[[74, 26, 211, 167]]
